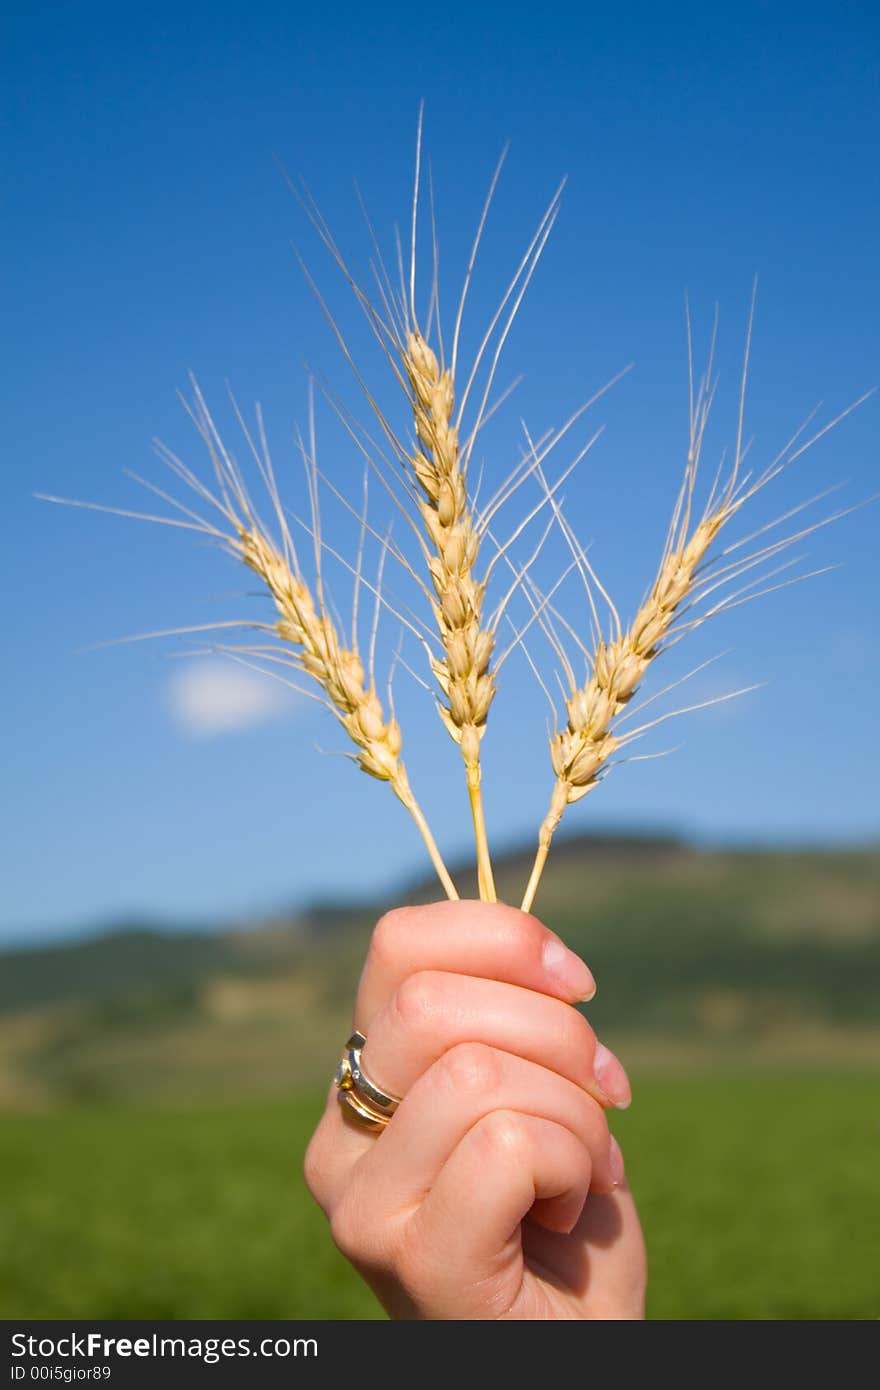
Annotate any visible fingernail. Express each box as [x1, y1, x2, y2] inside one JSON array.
[[593, 1042, 632, 1109], [608, 1135, 626, 1188], [542, 937, 596, 1000]]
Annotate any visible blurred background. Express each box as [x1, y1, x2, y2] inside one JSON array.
[[2, 1, 877, 1319]]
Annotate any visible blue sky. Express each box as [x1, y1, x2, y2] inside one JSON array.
[[3, 2, 878, 942]]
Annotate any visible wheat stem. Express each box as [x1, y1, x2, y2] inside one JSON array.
[[521, 782, 567, 912], [520, 499, 735, 910], [394, 773, 459, 900], [467, 770, 497, 902], [520, 851, 545, 915], [103, 378, 462, 903], [520, 307, 751, 912]]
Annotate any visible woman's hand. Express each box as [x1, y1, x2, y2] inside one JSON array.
[[304, 901, 646, 1319]]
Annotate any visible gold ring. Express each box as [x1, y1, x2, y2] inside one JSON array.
[[338, 1087, 389, 1131], [334, 1030, 401, 1130]]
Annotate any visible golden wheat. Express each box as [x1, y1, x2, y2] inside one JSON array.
[[519, 298, 868, 911], [231, 518, 455, 897], [520, 306, 752, 913], [47, 136, 870, 916], [296, 138, 568, 904], [43, 377, 460, 900], [402, 329, 498, 900], [521, 506, 733, 911]]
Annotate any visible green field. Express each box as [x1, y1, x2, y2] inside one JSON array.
[[1, 1074, 876, 1320]]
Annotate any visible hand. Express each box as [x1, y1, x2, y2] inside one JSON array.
[[304, 901, 646, 1319]]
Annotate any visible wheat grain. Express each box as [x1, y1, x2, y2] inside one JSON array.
[[519, 297, 750, 913], [520, 501, 735, 911], [230, 520, 454, 896], [295, 128, 575, 902], [519, 291, 864, 913], [45, 375, 460, 901], [402, 329, 498, 900], [47, 138, 871, 918]]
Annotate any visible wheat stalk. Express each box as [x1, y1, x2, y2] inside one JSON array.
[[295, 126, 573, 903], [401, 328, 498, 900], [521, 508, 737, 912], [292, 158, 866, 911], [520, 297, 869, 912], [43, 381, 459, 902], [199, 392, 461, 900], [238, 522, 457, 885]]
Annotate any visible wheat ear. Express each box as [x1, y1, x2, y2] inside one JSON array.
[[520, 292, 862, 913], [237, 523, 457, 897], [520, 502, 736, 911], [520, 302, 753, 913], [203, 395, 460, 900], [401, 330, 498, 901], [48, 379, 459, 901], [294, 126, 576, 902]]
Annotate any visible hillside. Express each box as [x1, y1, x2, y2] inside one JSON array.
[[1, 834, 878, 1107]]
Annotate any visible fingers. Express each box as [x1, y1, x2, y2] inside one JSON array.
[[306, 902, 628, 1225], [360, 970, 631, 1111], [353, 1043, 619, 1217], [354, 901, 596, 1029], [400, 1113, 594, 1317], [427, 1111, 593, 1241]]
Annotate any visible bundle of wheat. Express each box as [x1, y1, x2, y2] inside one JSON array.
[[43, 120, 871, 913]]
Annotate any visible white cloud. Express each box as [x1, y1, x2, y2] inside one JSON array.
[[166, 660, 299, 738]]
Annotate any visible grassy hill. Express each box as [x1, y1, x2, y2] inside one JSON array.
[[1, 834, 878, 1107]]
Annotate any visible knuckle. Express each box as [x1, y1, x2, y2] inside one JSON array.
[[392, 970, 447, 1030], [472, 1109, 529, 1163], [328, 1193, 366, 1262], [437, 1040, 501, 1096]]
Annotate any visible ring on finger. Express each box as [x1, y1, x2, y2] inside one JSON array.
[[335, 1029, 401, 1130]]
